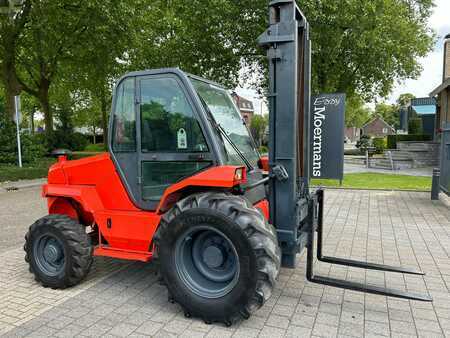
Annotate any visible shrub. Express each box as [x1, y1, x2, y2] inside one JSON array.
[[20, 134, 46, 163], [356, 135, 370, 150], [408, 118, 423, 134], [84, 143, 106, 152], [48, 130, 89, 151], [372, 137, 386, 154], [0, 115, 46, 164], [386, 134, 432, 149]]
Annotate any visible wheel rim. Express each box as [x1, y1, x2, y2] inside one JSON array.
[[175, 226, 240, 299], [33, 234, 65, 276]]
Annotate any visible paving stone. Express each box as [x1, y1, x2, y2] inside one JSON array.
[[135, 321, 164, 336], [75, 313, 104, 327], [364, 320, 390, 337], [285, 325, 312, 337], [364, 310, 388, 323], [315, 312, 339, 327], [179, 329, 207, 338], [390, 320, 417, 335], [205, 327, 234, 338], [258, 326, 286, 338], [46, 315, 75, 330], [80, 323, 113, 337], [338, 322, 363, 337], [1, 190, 449, 338], [107, 323, 138, 337], [290, 313, 316, 328], [312, 323, 338, 338], [266, 314, 290, 329], [414, 318, 443, 333], [53, 323, 84, 338]]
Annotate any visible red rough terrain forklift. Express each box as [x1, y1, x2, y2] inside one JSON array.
[[24, 0, 431, 326]]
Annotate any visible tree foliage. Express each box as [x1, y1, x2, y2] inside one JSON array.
[[301, 0, 435, 99], [374, 103, 399, 129], [250, 114, 268, 147], [345, 96, 371, 128], [397, 93, 415, 106], [0, 0, 436, 150]]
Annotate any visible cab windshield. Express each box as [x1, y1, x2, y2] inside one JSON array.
[[190, 78, 259, 167]]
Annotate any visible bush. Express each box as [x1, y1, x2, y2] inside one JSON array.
[[84, 143, 106, 152], [356, 135, 370, 150], [408, 118, 423, 134], [0, 115, 46, 164], [48, 130, 89, 151], [386, 134, 432, 149], [20, 134, 46, 163], [372, 137, 386, 154]]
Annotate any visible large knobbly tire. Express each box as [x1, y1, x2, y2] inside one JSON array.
[[24, 214, 93, 289], [155, 192, 281, 325]]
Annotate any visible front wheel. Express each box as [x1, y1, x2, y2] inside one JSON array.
[[155, 192, 281, 325], [24, 214, 93, 289]]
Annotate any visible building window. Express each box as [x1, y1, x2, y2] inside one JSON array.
[[382, 128, 388, 134]]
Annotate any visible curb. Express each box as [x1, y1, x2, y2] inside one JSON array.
[[0, 179, 46, 193], [311, 186, 431, 193]]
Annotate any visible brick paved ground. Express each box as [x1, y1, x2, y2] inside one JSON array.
[[1, 189, 449, 337]]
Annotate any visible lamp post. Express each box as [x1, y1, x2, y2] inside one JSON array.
[[14, 96, 22, 168]]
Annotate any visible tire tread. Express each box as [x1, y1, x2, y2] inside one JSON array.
[[24, 214, 93, 289], [156, 192, 281, 325]]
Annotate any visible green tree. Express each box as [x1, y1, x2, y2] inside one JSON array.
[[250, 114, 268, 147], [345, 95, 371, 128], [297, 0, 435, 98], [0, 0, 31, 119], [130, 0, 267, 88], [0, 0, 140, 143], [374, 103, 398, 129], [397, 93, 415, 106]]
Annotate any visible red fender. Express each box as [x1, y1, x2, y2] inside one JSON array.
[[48, 197, 80, 221], [156, 165, 246, 213]]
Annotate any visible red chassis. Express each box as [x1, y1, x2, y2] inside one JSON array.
[[43, 153, 269, 263]]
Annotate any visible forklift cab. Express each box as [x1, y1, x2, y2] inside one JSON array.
[[109, 69, 265, 211]]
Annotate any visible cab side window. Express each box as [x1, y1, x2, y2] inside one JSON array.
[[140, 77, 208, 153], [112, 78, 136, 152], [140, 76, 211, 202]]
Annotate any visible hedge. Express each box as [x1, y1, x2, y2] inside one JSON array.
[[387, 134, 432, 150]]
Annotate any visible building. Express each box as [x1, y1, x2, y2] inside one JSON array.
[[429, 34, 450, 195], [345, 127, 361, 143], [231, 93, 255, 125], [430, 34, 450, 136], [361, 116, 395, 138], [399, 97, 437, 137]]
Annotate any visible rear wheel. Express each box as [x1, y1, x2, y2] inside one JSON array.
[[155, 192, 281, 325], [24, 214, 93, 289]]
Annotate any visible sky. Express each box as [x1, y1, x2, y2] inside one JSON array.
[[236, 0, 450, 113], [387, 0, 450, 103]]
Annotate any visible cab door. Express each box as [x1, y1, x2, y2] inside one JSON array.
[[137, 74, 214, 209]]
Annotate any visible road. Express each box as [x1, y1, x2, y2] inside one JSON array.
[[0, 187, 47, 254]]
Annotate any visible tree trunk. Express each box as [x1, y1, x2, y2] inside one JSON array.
[[100, 90, 108, 149], [38, 81, 53, 140], [30, 109, 35, 134], [2, 54, 22, 120]]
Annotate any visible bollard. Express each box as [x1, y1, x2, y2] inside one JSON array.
[[431, 168, 440, 200]]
